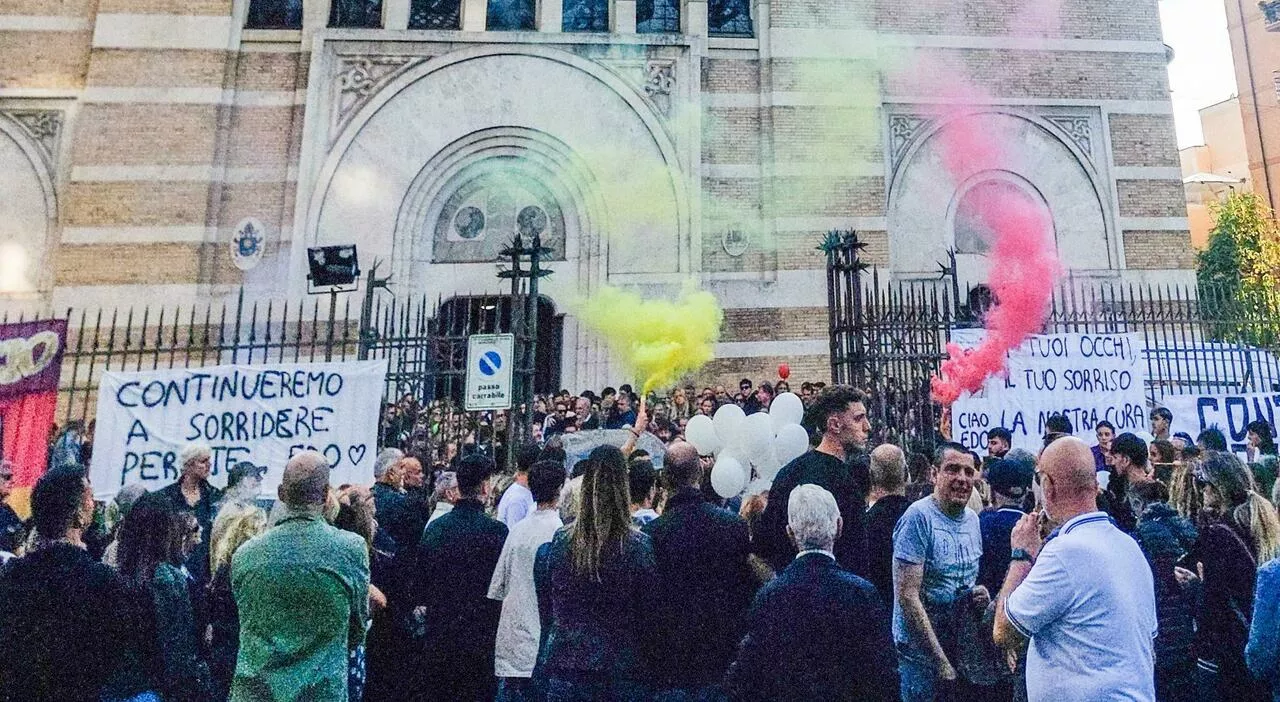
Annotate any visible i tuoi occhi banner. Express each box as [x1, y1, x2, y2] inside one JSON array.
[[950, 331, 1149, 454], [0, 319, 68, 513], [91, 359, 387, 499]]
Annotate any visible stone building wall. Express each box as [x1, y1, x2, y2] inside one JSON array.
[[0, 0, 1192, 389]]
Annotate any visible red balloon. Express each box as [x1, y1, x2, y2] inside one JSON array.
[[778, 362, 790, 380]]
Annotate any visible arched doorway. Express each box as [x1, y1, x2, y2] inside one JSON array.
[[432, 295, 563, 402]]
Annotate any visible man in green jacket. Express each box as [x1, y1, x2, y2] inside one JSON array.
[[231, 451, 370, 702]]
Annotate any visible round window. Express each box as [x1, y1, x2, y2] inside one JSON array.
[[453, 206, 485, 240], [517, 205, 548, 238]]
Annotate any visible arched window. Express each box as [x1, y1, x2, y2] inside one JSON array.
[[246, 0, 303, 28], [637, 0, 679, 33], [487, 0, 535, 29], [562, 0, 607, 31], [329, 0, 383, 27], [708, 0, 751, 36], [409, 0, 461, 28], [952, 179, 1051, 255], [433, 163, 567, 264]]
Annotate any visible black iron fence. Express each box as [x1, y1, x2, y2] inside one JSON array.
[[823, 230, 1280, 453], [1, 286, 552, 469]]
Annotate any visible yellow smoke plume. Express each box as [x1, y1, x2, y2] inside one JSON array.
[[576, 283, 723, 394]]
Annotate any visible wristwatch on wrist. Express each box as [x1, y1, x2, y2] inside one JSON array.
[[1010, 547, 1035, 563]]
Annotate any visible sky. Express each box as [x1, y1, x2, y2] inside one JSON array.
[[1161, 0, 1240, 148]]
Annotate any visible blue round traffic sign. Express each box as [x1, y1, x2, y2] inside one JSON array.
[[478, 350, 502, 376]]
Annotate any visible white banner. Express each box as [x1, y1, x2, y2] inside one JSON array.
[[1163, 391, 1280, 456], [91, 359, 387, 499], [951, 332, 1148, 454]]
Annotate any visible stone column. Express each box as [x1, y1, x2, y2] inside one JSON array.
[[537, 0, 563, 31], [682, 0, 707, 36], [461, 0, 487, 30], [384, 0, 411, 29], [612, 0, 636, 33], [304, 0, 332, 36]]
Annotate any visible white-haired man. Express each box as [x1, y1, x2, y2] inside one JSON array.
[[725, 484, 898, 701], [160, 442, 222, 584], [372, 447, 411, 553]]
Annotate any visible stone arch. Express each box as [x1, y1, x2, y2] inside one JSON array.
[[305, 43, 691, 298], [887, 109, 1113, 281], [0, 113, 58, 296], [392, 126, 608, 292], [947, 170, 1055, 254]]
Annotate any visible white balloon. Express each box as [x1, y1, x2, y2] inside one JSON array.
[[711, 454, 748, 498], [685, 414, 721, 455], [773, 423, 810, 465], [713, 404, 747, 453], [754, 444, 783, 482], [769, 392, 805, 432], [737, 412, 774, 459]]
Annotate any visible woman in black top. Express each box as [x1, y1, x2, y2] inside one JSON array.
[[1178, 452, 1280, 702], [535, 445, 659, 699]]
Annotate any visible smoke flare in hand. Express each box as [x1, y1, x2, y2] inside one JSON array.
[[576, 283, 723, 394]]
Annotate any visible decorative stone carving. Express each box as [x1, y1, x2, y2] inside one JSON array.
[[1, 110, 62, 167], [332, 55, 427, 139], [888, 114, 928, 170], [1046, 116, 1093, 159], [642, 60, 676, 115]]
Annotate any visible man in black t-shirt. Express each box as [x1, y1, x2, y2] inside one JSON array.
[[864, 444, 910, 604], [0, 469, 129, 702], [755, 385, 872, 576]]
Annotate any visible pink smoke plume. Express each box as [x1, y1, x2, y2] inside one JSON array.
[[901, 63, 1062, 405]]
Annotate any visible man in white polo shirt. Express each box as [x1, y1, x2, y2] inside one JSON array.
[[993, 436, 1157, 702]]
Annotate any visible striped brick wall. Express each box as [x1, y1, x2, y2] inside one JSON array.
[[0, 0, 1190, 384]]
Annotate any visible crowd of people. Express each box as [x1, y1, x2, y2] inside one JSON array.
[[4, 381, 1280, 702], [377, 378, 823, 469]]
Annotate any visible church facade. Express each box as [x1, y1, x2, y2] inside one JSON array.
[[1, 0, 1191, 388]]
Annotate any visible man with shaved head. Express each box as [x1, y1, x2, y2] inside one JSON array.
[[644, 440, 757, 698], [994, 437, 1157, 702], [865, 444, 909, 602], [231, 451, 370, 702]]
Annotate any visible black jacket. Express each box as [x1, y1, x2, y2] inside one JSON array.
[[372, 482, 410, 554], [407, 498, 508, 701], [755, 450, 870, 576], [864, 494, 910, 604], [0, 543, 129, 702], [1134, 503, 1198, 671], [643, 487, 758, 689], [723, 552, 899, 701], [534, 528, 659, 679], [158, 479, 222, 586]]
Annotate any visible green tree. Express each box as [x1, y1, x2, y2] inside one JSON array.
[[1197, 192, 1280, 345]]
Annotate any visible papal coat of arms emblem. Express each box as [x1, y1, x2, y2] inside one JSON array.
[[231, 218, 266, 271]]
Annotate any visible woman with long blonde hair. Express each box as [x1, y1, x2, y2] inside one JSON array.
[[206, 501, 268, 701], [1178, 451, 1280, 702], [537, 444, 658, 697], [1170, 459, 1204, 521]]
